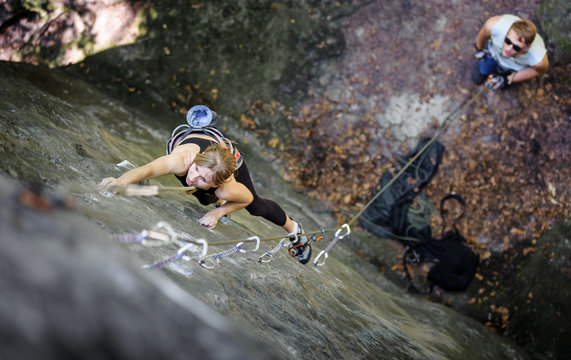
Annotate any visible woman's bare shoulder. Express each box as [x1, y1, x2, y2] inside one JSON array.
[[215, 177, 253, 203], [164, 149, 194, 175]]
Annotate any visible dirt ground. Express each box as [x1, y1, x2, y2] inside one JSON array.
[[281, 0, 569, 332]]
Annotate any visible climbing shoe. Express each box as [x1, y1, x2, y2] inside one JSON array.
[[288, 222, 312, 264]]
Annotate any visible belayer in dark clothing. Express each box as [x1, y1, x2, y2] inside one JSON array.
[[99, 105, 311, 264]]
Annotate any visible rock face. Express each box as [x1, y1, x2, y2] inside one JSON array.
[[0, 60, 532, 360], [0, 0, 146, 66], [0, 176, 275, 360]]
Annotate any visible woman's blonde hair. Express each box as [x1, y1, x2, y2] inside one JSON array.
[[510, 19, 537, 46], [193, 144, 236, 186]]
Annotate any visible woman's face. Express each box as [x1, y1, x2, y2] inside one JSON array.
[[186, 163, 216, 189]]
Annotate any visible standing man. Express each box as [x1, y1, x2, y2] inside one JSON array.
[[472, 14, 548, 89]]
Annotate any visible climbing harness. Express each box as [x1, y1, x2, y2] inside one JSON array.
[[487, 74, 503, 89], [113, 86, 488, 270], [313, 224, 350, 266], [199, 237, 260, 270]]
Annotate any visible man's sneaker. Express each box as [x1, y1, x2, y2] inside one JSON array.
[[288, 222, 312, 264]]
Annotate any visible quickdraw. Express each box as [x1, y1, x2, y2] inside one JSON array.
[[258, 238, 289, 263], [313, 224, 351, 267], [144, 242, 207, 271], [115, 221, 208, 270], [199, 236, 260, 270], [114, 221, 179, 247]]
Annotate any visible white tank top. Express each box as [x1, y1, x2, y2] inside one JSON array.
[[488, 14, 547, 71]]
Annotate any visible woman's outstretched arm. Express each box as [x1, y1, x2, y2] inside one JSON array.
[[99, 153, 187, 191]]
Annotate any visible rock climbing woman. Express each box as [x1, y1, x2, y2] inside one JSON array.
[[99, 105, 312, 264]]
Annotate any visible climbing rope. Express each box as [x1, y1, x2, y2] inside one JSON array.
[[347, 85, 487, 229], [113, 85, 488, 269]]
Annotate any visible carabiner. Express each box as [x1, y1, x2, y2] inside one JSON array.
[[310, 228, 326, 243], [143, 238, 209, 271], [177, 243, 195, 261], [176, 239, 209, 260], [184, 238, 208, 259], [141, 221, 178, 246], [198, 256, 218, 270], [313, 250, 329, 267], [245, 236, 260, 252], [336, 223, 351, 238]]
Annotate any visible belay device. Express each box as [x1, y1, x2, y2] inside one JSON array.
[[359, 137, 479, 293]]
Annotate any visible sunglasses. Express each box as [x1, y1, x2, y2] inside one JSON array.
[[504, 37, 525, 52]]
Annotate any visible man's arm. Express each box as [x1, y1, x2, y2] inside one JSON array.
[[510, 53, 549, 83], [476, 15, 502, 50]]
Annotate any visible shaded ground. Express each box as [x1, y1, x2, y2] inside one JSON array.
[[280, 0, 569, 348]]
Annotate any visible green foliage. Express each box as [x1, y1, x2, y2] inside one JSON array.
[[16, 0, 53, 14], [537, 0, 571, 66]]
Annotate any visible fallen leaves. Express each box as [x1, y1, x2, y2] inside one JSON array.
[[267, 138, 279, 148], [486, 305, 510, 332], [274, 68, 569, 299]]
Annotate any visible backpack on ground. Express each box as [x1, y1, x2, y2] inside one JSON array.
[[403, 194, 479, 293], [359, 137, 479, 293]]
